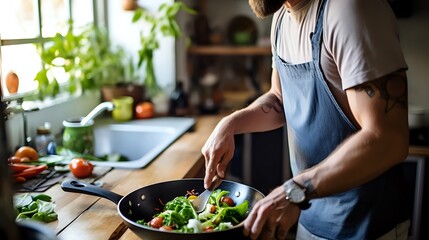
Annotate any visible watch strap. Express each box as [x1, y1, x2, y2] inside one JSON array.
[[296, 198, 311, 210], [284, 179, 311, 210]]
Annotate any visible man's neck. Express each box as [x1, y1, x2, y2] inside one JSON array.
[[286, 0, 304, 8]]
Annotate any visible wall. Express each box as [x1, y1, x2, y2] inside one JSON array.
[[397, 0, 429, 125]]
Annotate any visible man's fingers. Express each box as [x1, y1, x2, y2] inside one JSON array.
[[216, 151, 233, 178], [275, 225, 289, 240], [245, 199, 274, 239], [204, 151, 222, 188], [243, 203, 259, 237]]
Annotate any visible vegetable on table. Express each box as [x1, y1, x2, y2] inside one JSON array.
[[9, 163, 36, 173], [14, 193, 58, 223], [15, 146, 39, 161], [57, 146, 129, 162], [69, 158, 94, 178], [10, 163, 48, 183]]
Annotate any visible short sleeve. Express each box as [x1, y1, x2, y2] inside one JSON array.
[[270, 7, 285, 69], [324, 0, 408, 90]]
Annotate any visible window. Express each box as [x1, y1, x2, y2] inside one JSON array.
[[0, 0, 96, 101]]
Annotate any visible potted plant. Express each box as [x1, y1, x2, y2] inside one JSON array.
[[34, 22, 145, 105], [131, 1, 195, 99], [34, 22, 104, 99], [99, 51, 146, 107]]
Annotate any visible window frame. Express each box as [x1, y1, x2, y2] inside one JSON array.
[[0, 0, 104, 104]]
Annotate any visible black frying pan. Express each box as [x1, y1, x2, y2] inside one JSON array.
[[61, 178, 265, 240]]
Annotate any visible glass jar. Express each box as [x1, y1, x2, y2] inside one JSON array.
[[35, 122, 55, 156], [62, 118, 94, 154]]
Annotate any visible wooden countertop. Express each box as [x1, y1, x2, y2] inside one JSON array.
[[37, 114, 224, 240]]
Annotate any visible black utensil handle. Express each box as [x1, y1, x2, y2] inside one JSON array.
[[61, 180, 123, 204]]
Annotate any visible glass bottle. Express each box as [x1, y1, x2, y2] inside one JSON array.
[[169, 81, 190, 116], [35, 122, 55, 156]]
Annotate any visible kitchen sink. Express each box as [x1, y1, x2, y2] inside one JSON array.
[[91, 117, 195, 168]]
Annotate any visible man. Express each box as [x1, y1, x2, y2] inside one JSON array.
[[201, 0, 411, 239]]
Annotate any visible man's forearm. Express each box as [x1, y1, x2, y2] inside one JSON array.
[[226, 91, 286, 135], [294, 117, 409, 200]]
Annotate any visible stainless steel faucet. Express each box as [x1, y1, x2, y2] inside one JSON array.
[[80, 101, 115, 126]]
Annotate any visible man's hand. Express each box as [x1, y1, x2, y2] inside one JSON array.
[[201, 117, 235, 189], [243, 185, 300, 240]]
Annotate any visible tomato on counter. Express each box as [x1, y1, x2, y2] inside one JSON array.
[[135, 101, 154, 119], [69, 158, 94, 178]]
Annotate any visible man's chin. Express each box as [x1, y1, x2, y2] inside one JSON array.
[[249, 0, 285, 18]]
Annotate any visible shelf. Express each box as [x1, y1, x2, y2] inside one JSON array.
[[409, 145, 429, 157], [187, 45, 271, 56]]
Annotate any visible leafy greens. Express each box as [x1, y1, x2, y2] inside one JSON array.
[[137, 189, 249, 233], [14, 193, 58, 223]]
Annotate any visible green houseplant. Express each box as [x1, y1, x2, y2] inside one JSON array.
[[131, 1, 195, 98], [33, 1, 195, 104], [34, 22, 142, 102]]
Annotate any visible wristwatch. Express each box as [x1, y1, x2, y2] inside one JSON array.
[[284, 179, 311, 210]]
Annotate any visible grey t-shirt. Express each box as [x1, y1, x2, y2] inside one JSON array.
[[271, 0, 408, 120]]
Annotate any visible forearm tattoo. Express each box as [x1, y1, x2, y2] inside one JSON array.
[[258, 93, 283, 114], [355, 73, 408, 113]]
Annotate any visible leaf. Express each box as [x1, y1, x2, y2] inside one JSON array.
[[32, 194, 52, 202], [37, 200, 55, 215], [34, 69, 49, 87], [46, 79, 60, 97], [13, 193, 33, 209], [132, 8, 143, 22]]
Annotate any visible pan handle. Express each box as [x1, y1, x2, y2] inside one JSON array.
[[61, 180, 123, 204]]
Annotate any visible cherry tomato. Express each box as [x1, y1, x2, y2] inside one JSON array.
[[149, 216, 164, 228], [209, 204, 216, 213], [69, 158, 94, 178], [221, 196, 235, 207], [159, 226, 173, 231], [203, 226, 214, 232], [135, 101, 154, 119], [15, 146, 38, 161]]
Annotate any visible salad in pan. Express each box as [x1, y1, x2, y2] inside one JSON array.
[[137, 189, 249, 233]]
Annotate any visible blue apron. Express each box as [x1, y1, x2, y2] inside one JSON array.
[[274, 0, 409, 238]]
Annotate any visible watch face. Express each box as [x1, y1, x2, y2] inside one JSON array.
[[289, 188, 305, 203]]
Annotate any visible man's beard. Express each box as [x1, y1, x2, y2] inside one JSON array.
[[249, 0, 285, 18]]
